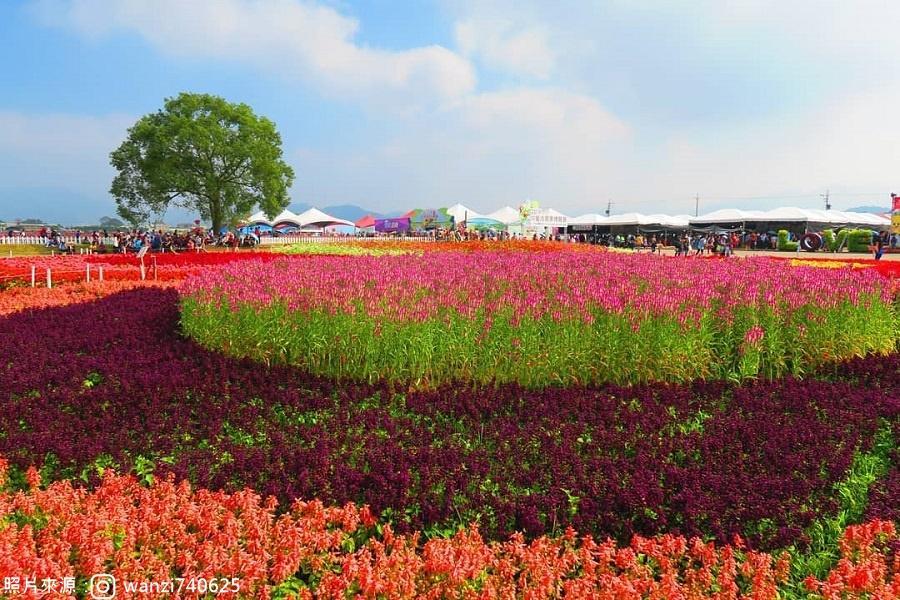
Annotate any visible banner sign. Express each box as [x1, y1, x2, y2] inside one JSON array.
[[374, 217, 411, 233], [893, 194, 900, 234], [526, 209, 568, 227], [410, 208, 453, 230]]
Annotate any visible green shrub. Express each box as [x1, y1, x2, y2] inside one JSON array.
[[847, 229, 873, 253], [822, 229, 835, 251], [777, 230, 798, 252], [824, 229, 850, 252]]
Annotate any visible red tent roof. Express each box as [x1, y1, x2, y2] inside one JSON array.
[[355, 214, 376, 228], [400, 209, 417, 218]]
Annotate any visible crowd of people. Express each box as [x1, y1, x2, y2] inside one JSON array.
[[5, 226, 256, 254], [5, 222, 898, 258], [570, 229, 898, 258]]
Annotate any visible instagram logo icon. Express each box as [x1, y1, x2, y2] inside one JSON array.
[[89, 574, 116, 599]]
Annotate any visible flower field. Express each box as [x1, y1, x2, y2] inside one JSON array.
[[1, 244, 898, 597], [2, 464, 897, 598], [182, 250, 897, 386], [271, 239, 604, 256], [0, 251, 281, 288]]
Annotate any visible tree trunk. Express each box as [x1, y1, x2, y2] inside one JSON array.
[[210, 195, 223, 234]]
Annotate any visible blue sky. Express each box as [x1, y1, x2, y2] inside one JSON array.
[[1, 0, 897, 223]]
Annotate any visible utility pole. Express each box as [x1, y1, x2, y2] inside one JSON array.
[[821, 189, 831, 211], [605, 200, 612, 217], [694, 193, 700, 217]]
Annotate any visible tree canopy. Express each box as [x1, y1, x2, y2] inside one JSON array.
[[110, 92, 294, 233]]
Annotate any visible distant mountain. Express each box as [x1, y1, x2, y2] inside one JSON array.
[[845, 205, 889, 213], [0, 187, 105, 224], [288, 202, 384, 222], [322, 204, 385, 221], [0, 190, 387, 227]]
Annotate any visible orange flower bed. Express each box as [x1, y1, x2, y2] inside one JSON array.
[[0, 251, 283, 287], [0, 281, 177, 316], [784, 256, 900, 279], [0, 461, 897, 599]]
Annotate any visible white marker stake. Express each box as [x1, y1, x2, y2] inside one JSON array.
[[31, 265, 36, 287], [46, 268, 52, 289]]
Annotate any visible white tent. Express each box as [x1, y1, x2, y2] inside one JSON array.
[[642, 213, 690, 228], [689, 207, 891, 230], [486, 206, 522, 224], [271, 209, 302, 226], [689, 209, 771, 225], [844, 211, 890, 227], [762, 207, 815, 222], [447, 203, 483, 223], [800, 209, 852, 225], [570, 213, 609, 226], [294, 207, 354, 228], [604, 212, 648, 226], [246, 210, 270, 224]]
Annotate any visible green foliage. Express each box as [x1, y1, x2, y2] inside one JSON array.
[[109, 92, 295, 232], [821, 228, 853, 252], [273, 243, 419, 257], [180, 294, 898, 388], [783, 424, 895, 591], [847, 229, 874, 253], [777, 230, 799, 252]]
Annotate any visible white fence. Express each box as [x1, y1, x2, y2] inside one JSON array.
[[257, 235, 435, 245], [1, 235, 436, 246], [0, 236, 117, 246]]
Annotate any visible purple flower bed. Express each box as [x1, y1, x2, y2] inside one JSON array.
[[867, 448, 900, 524], [0, 288, 896, 550]]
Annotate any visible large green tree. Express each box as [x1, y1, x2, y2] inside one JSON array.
[[110, 92, 294, 232]]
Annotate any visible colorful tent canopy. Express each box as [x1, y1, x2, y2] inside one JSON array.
[[355, 215, 376, 228], [410, 208, 454, 229]]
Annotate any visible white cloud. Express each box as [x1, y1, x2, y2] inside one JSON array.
[[19, 0, 900, 219], [32, 0, 477, 110], [0, 111, 138, 221], [292, 88, 630, 211], [455, 18, 554, 78], [293, 80, 900, 216], [0, 111, 131, 191], [633, 86, 900, 212]]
